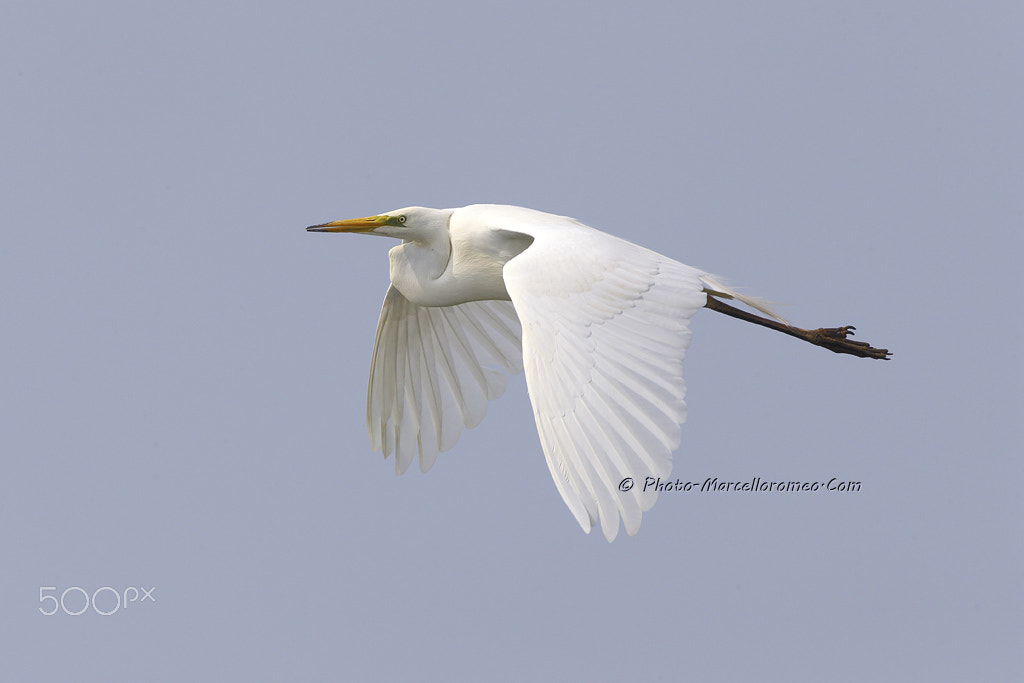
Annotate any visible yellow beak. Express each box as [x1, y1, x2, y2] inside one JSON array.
[[306, 215, 387, 232]]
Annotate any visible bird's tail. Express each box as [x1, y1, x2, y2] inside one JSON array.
[[700, 274, 788, 323]]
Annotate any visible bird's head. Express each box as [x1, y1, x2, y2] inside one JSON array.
[[306, 206, 451, 243]]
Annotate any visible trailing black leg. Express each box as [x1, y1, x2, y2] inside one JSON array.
[[704, 294, 891, 360]]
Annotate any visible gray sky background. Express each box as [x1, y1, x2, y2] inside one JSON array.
[[3, 1, 1021, 680]]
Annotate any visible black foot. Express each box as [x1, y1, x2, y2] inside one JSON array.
[[806, 325, 892, 360]]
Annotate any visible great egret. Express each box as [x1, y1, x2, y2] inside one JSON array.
[[307, 204, 889, 541]]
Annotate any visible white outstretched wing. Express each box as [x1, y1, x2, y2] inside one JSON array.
[[501, 216, 707, 541], [367, 285, 523, 474]]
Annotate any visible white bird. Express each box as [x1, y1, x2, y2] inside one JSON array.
[[308, 204, 889, 541]]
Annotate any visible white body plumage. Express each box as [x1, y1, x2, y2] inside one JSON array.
[[309, 204, 771, 541]]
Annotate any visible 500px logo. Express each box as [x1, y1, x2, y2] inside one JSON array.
[[39, 586, 155, 616]]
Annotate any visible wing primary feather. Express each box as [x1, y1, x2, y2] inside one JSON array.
[[543, 411, 602, 532], [394, 322, 419, 475], [366, 300, 388, 452], [534, 414, 593, 533], [563, 410, 622, 542], [572, 400, 643, 537], [403, 306, 439, 471], [414, 309, 446, 463]]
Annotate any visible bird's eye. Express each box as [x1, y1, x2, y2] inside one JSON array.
[[397, 215, 407, 224]]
